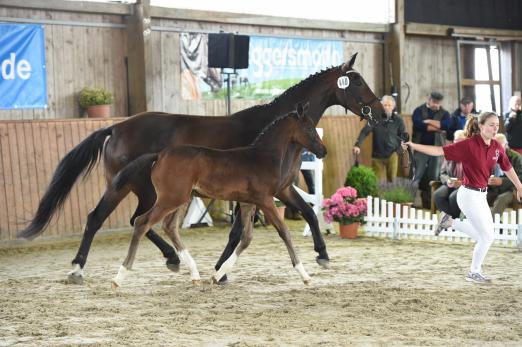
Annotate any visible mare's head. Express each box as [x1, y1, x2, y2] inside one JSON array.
[[290, 102, 327, 158], [334, 53, 385, 126]]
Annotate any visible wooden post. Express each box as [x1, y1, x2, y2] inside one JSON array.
[[125, 0, 154, 115], [385, 0, 404, 112]]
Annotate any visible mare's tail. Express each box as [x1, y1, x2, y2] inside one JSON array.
[[112, 153, 159, 192], [18, 126, 113, 239]]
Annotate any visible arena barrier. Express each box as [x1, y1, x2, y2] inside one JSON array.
[[364, 196, 522, 248]]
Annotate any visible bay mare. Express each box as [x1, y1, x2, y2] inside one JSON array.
[[111, 103, 327, 287], [18, 53, 384, 283]]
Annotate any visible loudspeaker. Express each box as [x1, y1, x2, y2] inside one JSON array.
[[208, 33, 250, 69]]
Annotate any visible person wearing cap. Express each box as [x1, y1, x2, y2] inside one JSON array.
[[353, 95, 406, 183], [446, 97, 478, 142], [410, 92, 451, 207], [403, 111, 522, 283], [505, 95, 522, 155]]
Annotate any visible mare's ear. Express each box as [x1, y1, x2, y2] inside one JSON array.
[[296, 102, 304, 118], [341, 52, 358, 73]]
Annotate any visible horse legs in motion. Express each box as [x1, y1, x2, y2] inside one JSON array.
[[68, 178, 180, 284], [213, 184, 327, 283]]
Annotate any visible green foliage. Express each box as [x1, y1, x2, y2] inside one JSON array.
[[202, 79, 302, 100], [380, 186, 414, 203], [79, 87, 114, 108], [344, 165, 378, 198]]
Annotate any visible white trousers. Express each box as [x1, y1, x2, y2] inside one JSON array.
[[453, 186, 494, 273]]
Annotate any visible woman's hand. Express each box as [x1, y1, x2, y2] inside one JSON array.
[[517, 186, 522, 202], [401, 141, 413, 151], [352, 146, 361, 155]]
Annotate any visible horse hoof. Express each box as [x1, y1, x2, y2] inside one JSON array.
[[218, 274, 229, 285], [111, 281, 119, 290], [192, 279, 202, 286], [303, 278, 312, 285], [316, 257, 330, 269], [166, 259, 180, 272], [67, 272, 84, 285]]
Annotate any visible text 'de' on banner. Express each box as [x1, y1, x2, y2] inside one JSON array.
[[0, 24, 47, 109]]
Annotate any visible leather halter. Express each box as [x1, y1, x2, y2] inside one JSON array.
[[344, 70, 381, 126]]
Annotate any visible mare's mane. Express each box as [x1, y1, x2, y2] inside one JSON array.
[[244, 66, 340, 113]]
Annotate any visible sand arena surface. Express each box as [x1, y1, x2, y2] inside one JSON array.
[[1, 220, 522, 346]]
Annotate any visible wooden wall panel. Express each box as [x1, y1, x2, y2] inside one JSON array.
[[402, 36, 458, 115], [0, 8, 128, 120], [0, 118, 138, 241]]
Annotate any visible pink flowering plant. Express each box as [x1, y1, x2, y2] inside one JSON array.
[[322, 186, 367, 225]]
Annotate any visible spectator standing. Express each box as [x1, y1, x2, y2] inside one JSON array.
[[487, 133, 522, 215], [353, 95, 406, 183], [505, 95, 522, 155], [447, 97, 477, 141], [411, 92, 451, 207]]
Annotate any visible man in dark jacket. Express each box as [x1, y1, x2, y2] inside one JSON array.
[[411, 92, 450, 206], [353, 95, 406, 183], [446, 96, 477, 141], [505, 95, 522, 155]]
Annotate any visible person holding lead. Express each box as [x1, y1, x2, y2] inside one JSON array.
[[402, 111, 522, 284]]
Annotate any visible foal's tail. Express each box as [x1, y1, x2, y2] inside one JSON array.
[[18, 126, 113, 239], [112, 153, 159, 192]]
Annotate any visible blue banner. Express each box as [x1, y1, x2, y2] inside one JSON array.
[[0, 24, 47, 109], [195, 35, 343, 100]]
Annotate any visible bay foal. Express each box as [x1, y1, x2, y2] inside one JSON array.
[[111, 103, 326, 287]]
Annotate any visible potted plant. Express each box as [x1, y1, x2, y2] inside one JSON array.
[[344, 165, 378, 199], [79, 86, 114, 118], [380, 186, 414, 217], [322, 186, 367, 239]]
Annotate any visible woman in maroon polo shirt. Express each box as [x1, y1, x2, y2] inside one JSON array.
[[403, 112, 522, 283]]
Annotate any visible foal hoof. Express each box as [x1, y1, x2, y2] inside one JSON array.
[[316, 257, 330, 269], [218, 274, 229, 285], [111, 281, 119, 290], [303, 278, 312, 285], [165, 259, 179, 272], [67, 272, 84, 285]]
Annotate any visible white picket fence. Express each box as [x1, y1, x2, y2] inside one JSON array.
[[364, 196, 522, 248]]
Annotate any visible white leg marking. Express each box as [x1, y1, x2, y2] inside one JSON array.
[[179, 249, 201, 281], [67, 263, 83, 276], [294, 262, 311, 284], [214, 252, 238, 282], [112, 265, 130, 287]]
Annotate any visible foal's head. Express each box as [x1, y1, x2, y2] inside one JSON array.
[[291, 102, 327, 159]]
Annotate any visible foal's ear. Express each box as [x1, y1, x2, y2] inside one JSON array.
[[341, 52, 358, 73]]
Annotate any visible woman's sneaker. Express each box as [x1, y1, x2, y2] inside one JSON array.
[[465, 272, 492, 283], [435, 211, 453, 236]]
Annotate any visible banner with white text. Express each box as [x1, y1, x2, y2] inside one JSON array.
[[183, 35, 344, 100], [0, 24, 47, 109]]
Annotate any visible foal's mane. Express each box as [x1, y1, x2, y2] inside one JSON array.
[[247, 66, 340, 111], [250, 111, 298, 146]]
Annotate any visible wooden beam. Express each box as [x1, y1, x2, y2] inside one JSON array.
[[0, 0, 131, 15], [126, 0, 154, 114], [405, 22, 522, 41], [150, 6, 388, 33], [461, 79, 500, 86], [385, 0, 404, 111]]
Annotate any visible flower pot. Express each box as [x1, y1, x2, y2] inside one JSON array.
[[339, 222, 360, 239], [266, 206, 286, 225], [86, 104, 111, 118]]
